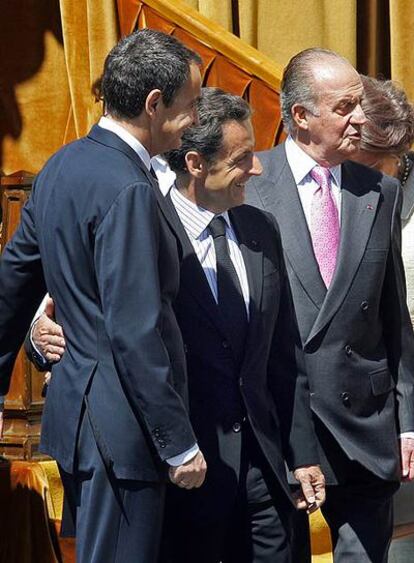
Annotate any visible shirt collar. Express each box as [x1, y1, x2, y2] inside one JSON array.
[[170, 186, 230, 240], [285, 135, 342, 187], [98, 116, 152, 171]]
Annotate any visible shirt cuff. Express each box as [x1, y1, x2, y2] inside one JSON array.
[[400, 432, 414, 439], [166, 443, 199, 466], [30, 294, 50, 367]]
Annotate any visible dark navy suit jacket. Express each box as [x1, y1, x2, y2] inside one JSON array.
[[0, 124, 195, 481]]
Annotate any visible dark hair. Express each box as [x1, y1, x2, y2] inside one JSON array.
[[359, 75, 414, 154], [101, 28, 201, 119], [165, 87, 251, 173], [281, 47, 351, 133]]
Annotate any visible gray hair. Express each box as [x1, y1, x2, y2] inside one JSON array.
[[359, 75, 414, 154], [281, 47, 350, 134], [165, 87, 252, 173]]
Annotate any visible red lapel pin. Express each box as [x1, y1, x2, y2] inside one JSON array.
[[366, 204, 374, 210]]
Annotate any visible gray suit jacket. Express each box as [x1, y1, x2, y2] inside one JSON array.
[[246, 143, 414, 484]]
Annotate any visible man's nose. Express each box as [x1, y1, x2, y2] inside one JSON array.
[[351, 104, 366, 125], [249, 155, 263, 176]]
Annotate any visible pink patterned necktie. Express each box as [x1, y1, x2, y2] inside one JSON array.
[[309, 166, 340, 287]]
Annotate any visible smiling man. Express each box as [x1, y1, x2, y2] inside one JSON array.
[[246, 48, 414, 563]]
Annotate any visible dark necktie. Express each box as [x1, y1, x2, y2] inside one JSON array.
[[208, 216, 248, 361]]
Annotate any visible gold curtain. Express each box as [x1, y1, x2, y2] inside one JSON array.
[[240, 0, 356, 67], [59, 0, 119, 140], [0, 0, 118, 175], [181, 0, 357, 67], [181, 0, 233, 32], [389, 0, 414, 102]]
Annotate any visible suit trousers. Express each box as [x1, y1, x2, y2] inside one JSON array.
[[160, 423, 293, 563], [291, 422, 399, 563], [59, 409, 165, 563]]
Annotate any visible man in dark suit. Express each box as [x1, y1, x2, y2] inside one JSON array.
[[29, 87, 325, 563], [0, 29, 207, 563], [246, 48, 414, 562]]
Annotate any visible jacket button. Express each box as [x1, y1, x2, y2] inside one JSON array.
[[340, 392, 351, 406], [360, 301, 369, 311], [159, 440, 166, 448], [344, 345, 352, 356], [232, 422, 242, 433], [222, 340, 229, 349], [239, 377, 243, 387]]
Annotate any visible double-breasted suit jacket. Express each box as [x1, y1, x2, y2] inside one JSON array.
[[0, 125, 195, 482], [246, 143, 414, 484], [166, 199, 319, 514]]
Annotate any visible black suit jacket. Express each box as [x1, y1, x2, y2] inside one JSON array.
[[0, 125, 195, 481], [246, 143, 414, 483], [167, 198, 319, 504]]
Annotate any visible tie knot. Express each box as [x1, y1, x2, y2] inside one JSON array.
[[208, 216, 227, 239], [310, 166, 331, 188]]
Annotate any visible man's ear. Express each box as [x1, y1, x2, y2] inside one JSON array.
[[145, 90, 163, 117], [185, 151, 206, 178], [291, 103, 310, 131]]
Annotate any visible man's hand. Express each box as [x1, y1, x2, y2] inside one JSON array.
[[293, 464, 326, 513], [169, 451, 207, 489], [33, 297, 65, 363], [400, 437, 414, 481]]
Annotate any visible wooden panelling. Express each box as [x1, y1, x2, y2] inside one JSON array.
[[0, 172, 46, 461]]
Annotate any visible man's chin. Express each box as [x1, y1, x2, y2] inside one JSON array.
[[342, 138, 360, 156]]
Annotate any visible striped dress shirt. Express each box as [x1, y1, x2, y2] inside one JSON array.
[[170, 186, 250, 316]]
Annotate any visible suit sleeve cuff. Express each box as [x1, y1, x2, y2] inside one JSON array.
[[30, 294, 50, 367], [166, 443, 199, 466], [30, 321, 49, 367]]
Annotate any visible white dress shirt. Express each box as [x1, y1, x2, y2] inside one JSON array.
[[170, 186, 250, 315]]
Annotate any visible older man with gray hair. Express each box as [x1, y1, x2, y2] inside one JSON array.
[[247, 48, 414, 562]]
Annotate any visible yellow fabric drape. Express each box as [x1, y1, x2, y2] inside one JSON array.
[[390, 0, 414, 102], [181, 0, 356, 68], [182, 0, 233, 32], [0, 2, 68, 175], [251, 0, 356, 67], [0, 0, 118, 175], [59, 0, 119, 140]]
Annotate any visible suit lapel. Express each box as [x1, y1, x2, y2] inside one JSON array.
[[253, 148, 327, 309], [305, 162, 381, 346], [402, 171, 414, 223]]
